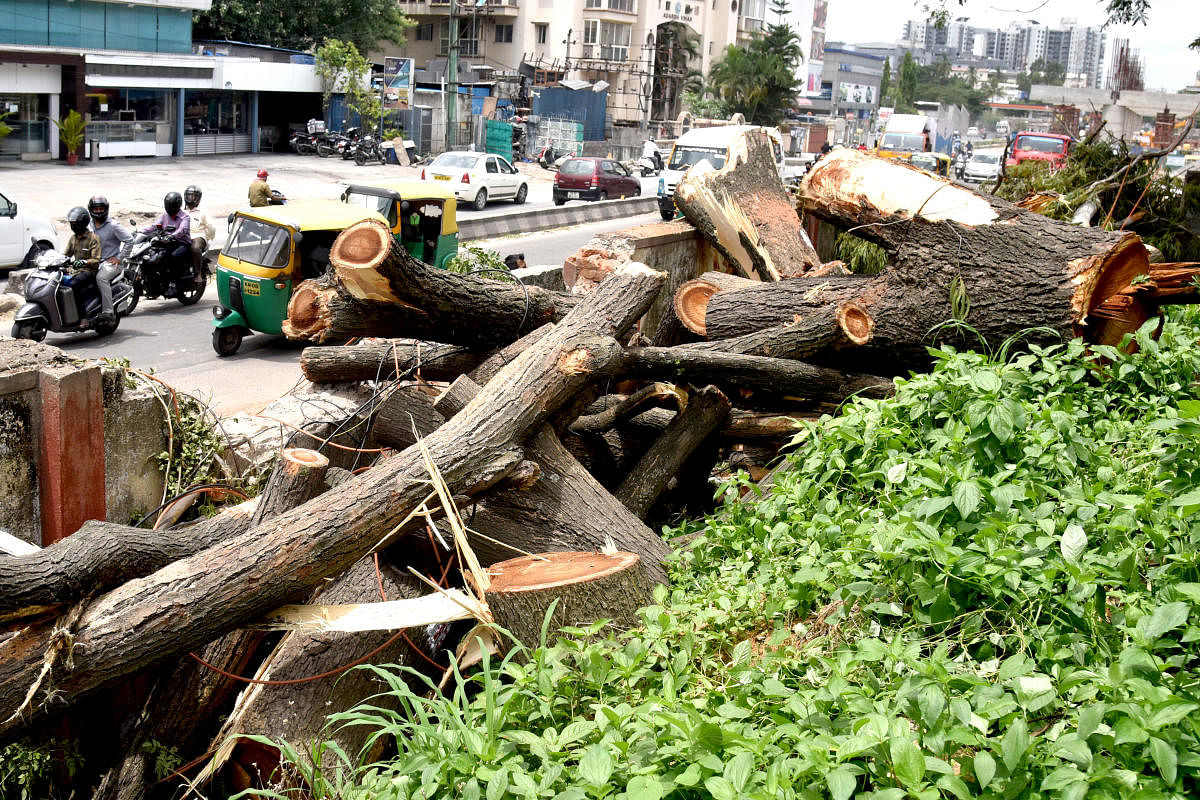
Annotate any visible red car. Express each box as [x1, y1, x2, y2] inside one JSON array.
[[553, 157, 641, 205], [1006, 131, 1072, 169]]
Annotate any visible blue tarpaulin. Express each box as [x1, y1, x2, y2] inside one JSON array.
[[532, 86, 608, 141]]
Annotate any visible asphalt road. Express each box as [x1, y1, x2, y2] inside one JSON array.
[[43, 212, 659, 414]]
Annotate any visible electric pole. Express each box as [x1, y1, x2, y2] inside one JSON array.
[[447, 0, 458, 151]]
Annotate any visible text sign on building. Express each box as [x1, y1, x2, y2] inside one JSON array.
[[661, 1, 695, 25]]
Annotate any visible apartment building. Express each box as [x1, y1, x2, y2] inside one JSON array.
[[385, 0, 814, 125]]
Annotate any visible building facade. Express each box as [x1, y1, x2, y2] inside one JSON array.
[[808, 43, 882, 124]]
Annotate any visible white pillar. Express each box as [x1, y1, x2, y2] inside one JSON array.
[[48, 94, 60, 159]]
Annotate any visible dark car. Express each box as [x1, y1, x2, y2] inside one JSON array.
[[553, 158, 641, 205]]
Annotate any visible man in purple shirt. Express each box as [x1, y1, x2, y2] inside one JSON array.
[[140, 191, 192, 270]]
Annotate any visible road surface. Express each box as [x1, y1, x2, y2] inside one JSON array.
[[44, 212, 659, 414]]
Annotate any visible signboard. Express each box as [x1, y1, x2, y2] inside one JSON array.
[[878, 106, 894, 124], [383, 57, 413, 110], [838, 82, 875, 105], [661, 0, 697, 26]]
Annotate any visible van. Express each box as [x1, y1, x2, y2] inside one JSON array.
[[656, 125, 784, 221], [875, 113, 937, 161]]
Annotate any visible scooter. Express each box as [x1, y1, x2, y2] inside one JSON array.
[[11, 247, 135, 340], [352, 134, 385, 165], [537, 145, 571, 171], [634, 154, 661, 177], [122, 224, 209, 314]]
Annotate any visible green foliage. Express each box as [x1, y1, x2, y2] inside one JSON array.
[[681, 90, 730, 120], [314, 39, 380, 131], [898, 51, 919, 110], [0, 742, 80, 800], [248, 306, 1200, 799], [141, 739, 183, 782], [193, 0, 412, 54], [157, 395, 225, 502], [0, 110, 13, 142], [1028, 58, 1067, 87], [994, 137, 1200, 262], [706, 0, 803, 125], [835, 231, 889, 275], [446, 245, 510, 276], [50, 109, 86, 154], [879, 58, 892, 103]]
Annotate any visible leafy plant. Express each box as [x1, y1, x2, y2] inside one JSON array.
[[50, 109, 86, 155], [835, 230, 889, 274], [247, 308, 1200, 799], [445, 245, 510, 276], [314, 39, 380, 132]]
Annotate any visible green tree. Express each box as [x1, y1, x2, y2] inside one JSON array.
[[898, 51, 919, 109], [1042, 60, 1067, 85], [879, 58, 891, 102], [315, 39, 380, 131], [986, 68, 1002, 100], [707, 0, 804, 124], [194, 0, 412, 54], [1016, 70, 1032, 95]]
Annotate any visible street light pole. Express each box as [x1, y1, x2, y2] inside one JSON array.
[[447, 0, 459, 151]]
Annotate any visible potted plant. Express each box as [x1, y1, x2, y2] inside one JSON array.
[[52, 109, 87, 165]]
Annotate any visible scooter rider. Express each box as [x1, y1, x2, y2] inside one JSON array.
[[86, 195, 129, 322], [64, 206, 110, 323], [183, 184, 214, 279], [249, 168, 285, 207], [140, 192, 191, 269], [642, 137, 663, 171]]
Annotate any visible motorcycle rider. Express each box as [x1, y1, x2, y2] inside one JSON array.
[[86, 195, 130, 322], [183, 185, 214, 280], [249, 168, 284, 207], [64, 206, 110, 324], [641, 138, 663, 172], [140, 192, 191, 270]]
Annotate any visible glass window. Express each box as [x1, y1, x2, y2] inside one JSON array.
[[225, 218, 291, 268], [156, 7, 192, 53], [440, 19, 480, 56], [560, 159, 595, 175], [486, 158, 499, 173], [880, 132, 925, 152], [599, 21, 630, 60], [1014, 135, 1069, 153], [183, 90, 249, 135], [667, 146, 727, 170], [0, 193, 11, 215], [495, 23, 513, 43], [607, 0, 634, 11], [535, 23, 547, 44], [583, 19, 598, 45], [497, 157, 516, 173], [416, 23, 434, 40], [344, 191, 398, 227], [432, 153, 480, 169]]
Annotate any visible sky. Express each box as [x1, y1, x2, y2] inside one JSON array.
[[822, 0, 1200, 91]]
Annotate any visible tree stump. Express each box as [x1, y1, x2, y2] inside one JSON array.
[[485, 551, 652, 650]]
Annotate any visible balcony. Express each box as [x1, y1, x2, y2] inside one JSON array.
[[407, 0, 518, 14]]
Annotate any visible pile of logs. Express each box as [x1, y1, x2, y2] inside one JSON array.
[[3, 131, 1198, 799]]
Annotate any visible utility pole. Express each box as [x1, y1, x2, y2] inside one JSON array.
[[447, 0, 458, 151]]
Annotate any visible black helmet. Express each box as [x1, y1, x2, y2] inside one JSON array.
[[164, 191, 183, 216], [87, 195, 109, 224], [184, 185, 202, 208], [67, 206, 90, 235]]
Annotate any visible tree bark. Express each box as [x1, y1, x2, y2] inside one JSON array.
[[615, 386, 731, 517], [367, 385, 445, 451], [673, 272, 760, 336], [282, 280, 442, 344], [686, 299, 876, 363], [326, 219, 579, 348], [675, 130, 821, 280], [568, 383, 685, 435], [620, 347, 893, 406], [299, 340, 483, 384], [485, 552, 652, 650], [696, 275, 875, 339], [250, 449, 330, 526], [0, 263, 666, 741], [796, 148, 1154, 366]]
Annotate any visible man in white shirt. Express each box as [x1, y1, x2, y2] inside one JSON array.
[[183, 185, 215, 279], [642, 138, 662, 171]]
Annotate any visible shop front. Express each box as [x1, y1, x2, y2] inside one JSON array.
[[181, 89, 253, 154]]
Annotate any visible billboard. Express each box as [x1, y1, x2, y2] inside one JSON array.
[[383, 57, 413, 110], [838, 82, 876, 105]]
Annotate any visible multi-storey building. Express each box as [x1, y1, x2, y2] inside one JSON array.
[[969, 18, 1105, 87], [0, 0, 326, 159]]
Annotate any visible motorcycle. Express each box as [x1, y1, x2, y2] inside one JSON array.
[[122, 225, 210, 314], [11, 247, 135, 340], [537, 145, 571, 171], [352, 134, 385, 165], [289, 131, 318, 155], [634, 154, 660, 177]]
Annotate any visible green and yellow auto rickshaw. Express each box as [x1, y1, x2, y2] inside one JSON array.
[[909, 151, 952, 177], [211, 200, 389, 356], [340, 181, 459, 270]]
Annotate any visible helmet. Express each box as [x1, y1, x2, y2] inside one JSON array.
[[257, 168, 269, 179], [87, 195, 109, 224], [184, 185, 202, 208], [67, 206, 90, 235], [164, 191, 183, 216]]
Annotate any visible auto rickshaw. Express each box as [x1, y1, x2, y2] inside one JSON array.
[[211, 200, 389, 356], [341, 181, 459, 270], [909, 152, 952, 177]]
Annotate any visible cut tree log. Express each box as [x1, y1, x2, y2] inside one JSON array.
[[675, 129, 821, 281], [367, 385, 445, 451], [485, 551, 652, 650], [795, 148, 1155, 366], [0, 263, 666, 741], [310, 219, 579, 349], [684, 295, 876, 363], [673, 272, 759, 336], [299, 340, 483, 384], [422, 375, 672, 580], [621, 347, 893, 406], [282, 280, 442, 343], [691, 274, 874, 339], [1143, 263, 1200, 304], [206, 557, 443, 795], [250, 449, 330, 526], [615, 385, 731, 517]]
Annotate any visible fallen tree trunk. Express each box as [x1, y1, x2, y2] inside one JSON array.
[[621, 347, 893, 406], [0, 263, 666, 741], [299, 340, 483, 384], [795, 148, 1154, 365], [684, 301, 875, 361], [675, 130, 820, 280], [282, 280, 443, 343], [693, 275, 875, 340], [367, 385, 446, 451], [486, 552, 652, 650], [673, 272, 759, 336], [319, 219, 579, 348], [615, 385, 730, 517]]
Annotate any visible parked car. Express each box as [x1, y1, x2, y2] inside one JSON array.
[[963, 152, 1002, 182], [966, 126, 980, 138], [420, 151, 529, 211], [553, 157, 641, 205], [0, 188, 57, 270]]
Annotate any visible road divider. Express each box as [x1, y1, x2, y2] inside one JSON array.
[[458, 196, 659, 242]]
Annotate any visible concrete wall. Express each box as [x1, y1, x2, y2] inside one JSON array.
[[0, 367, 41, 544], [1031, 85, 1200, 120], [101, 369, 168, 525]]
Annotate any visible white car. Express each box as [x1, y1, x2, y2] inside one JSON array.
[[0, 188, 57, 269], [963, 152, 1002, 182], [420, 151, 529, 211]]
